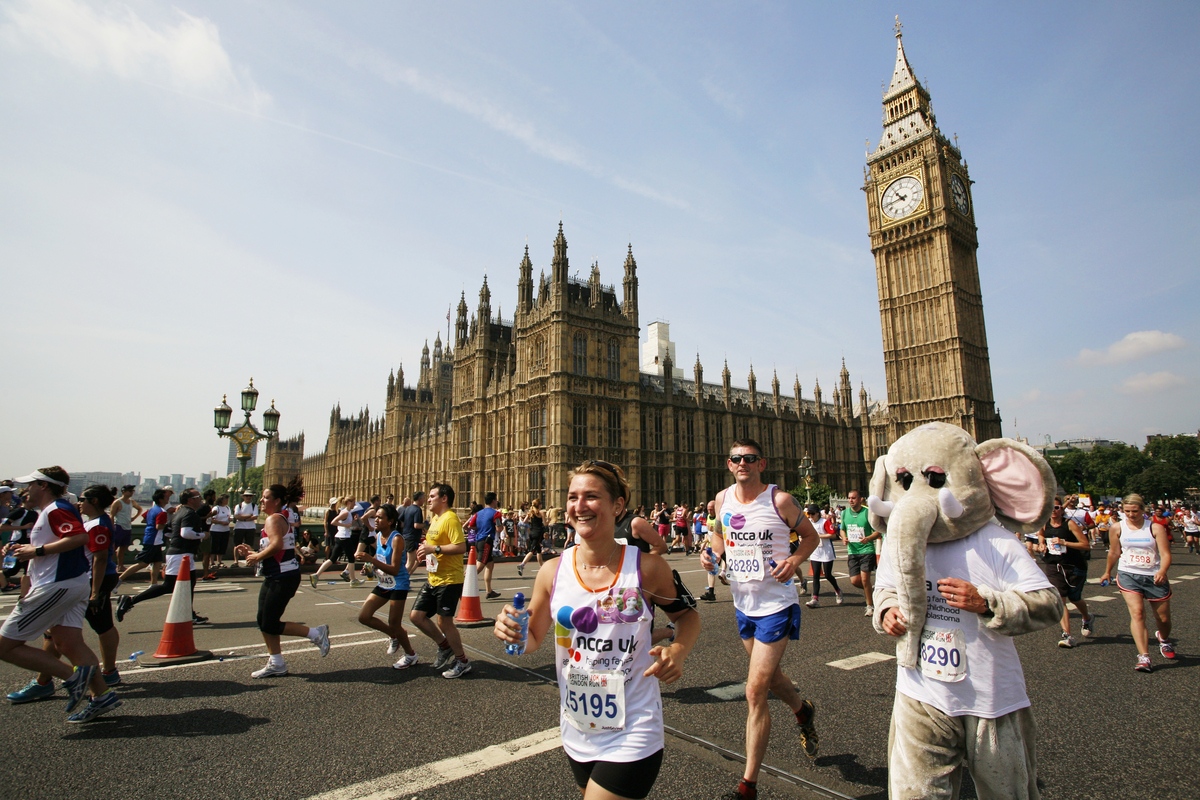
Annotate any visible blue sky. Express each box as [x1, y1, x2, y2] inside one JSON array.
[[3, 1, 1197, 479]]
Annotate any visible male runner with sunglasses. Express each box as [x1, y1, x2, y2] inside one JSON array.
[[701, 440, 820, 800]]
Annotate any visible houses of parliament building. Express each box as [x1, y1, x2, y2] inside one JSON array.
[[264, 23, 1002, 510]]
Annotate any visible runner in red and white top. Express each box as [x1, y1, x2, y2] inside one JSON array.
[[0, 467, 118, 722]]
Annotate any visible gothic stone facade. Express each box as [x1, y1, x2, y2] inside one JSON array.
[[860, 23, 1002, 460], [268, 224, 871, 510]]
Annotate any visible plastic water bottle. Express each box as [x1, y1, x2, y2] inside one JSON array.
[[128, 650, 145, 661], [505, 592, 529, 656], [2, 552, 16, 571], [705, 547, 718, 576]]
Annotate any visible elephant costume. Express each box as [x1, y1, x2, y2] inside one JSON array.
[[869, 423, 1064, 799]]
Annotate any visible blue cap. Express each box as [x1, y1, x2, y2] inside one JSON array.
[[512, 592, 526, 609]]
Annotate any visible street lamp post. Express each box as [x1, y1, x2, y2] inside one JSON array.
[[214, 378, 280, 492], [799, 454, 814, 505]]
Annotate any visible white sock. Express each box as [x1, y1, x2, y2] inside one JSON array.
[[268, 654, 285, 667], [307, 627, 322, 643]]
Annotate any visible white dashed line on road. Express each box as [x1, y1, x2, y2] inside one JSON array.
[[1087, 595, 1118, 602], [303, 727, 562, 800], [827, 652, 895, 670], [1176, 574, 1198, 580]]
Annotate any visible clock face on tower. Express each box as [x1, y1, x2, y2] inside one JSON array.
[[880, 176, 924, 219], [950, 174, 970, 214]]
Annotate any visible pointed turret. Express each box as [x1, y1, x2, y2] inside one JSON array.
[[694, 354, 703, 407], [588, 261, 601, 308], [518, 244, 534, 313], [722, 360, 732, 410], [387, 369, 395, 398], [538, 269, 548, 305], [477, 275, 492, 339], [433, 333, 443, 364], [772, 370, 781, 414], [663, 352, 674, 403], [747, 365, 757, 409], [455, 292, 469, 346], [839, 358, 853, 417], [794, 376, 803, 415], [396, 363, 404, 391], [551, 221, 568, 296], [622, 244, 639, 327], [813, 378, 824, 418], [873, 16, 937, 157], [859, 382, 870, 417]]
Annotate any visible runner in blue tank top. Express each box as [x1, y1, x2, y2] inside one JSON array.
[[701, 439, 821, 800], [357, 504, 418, 669]]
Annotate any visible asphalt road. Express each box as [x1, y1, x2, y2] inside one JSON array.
[[2, 544, 1198, 800]]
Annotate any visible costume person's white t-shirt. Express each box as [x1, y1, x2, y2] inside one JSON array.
[[876, 522, 1051, 719]]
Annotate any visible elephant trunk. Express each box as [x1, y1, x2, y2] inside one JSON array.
[[889, 493, 941, 669]]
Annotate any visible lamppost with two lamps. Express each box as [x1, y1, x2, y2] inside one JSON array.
[[214, 378, 280, 492]]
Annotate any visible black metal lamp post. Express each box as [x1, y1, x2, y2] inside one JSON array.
[[214, 378, 279, 492]]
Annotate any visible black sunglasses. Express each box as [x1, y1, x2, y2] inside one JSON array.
[[729, 454, 761, 464], [585, 459, 621, 476]]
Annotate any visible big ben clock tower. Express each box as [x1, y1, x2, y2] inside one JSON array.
[[864, 18, 1002, 444]]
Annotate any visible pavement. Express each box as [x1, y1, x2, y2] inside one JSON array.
[[1, 545, 1198, 799]]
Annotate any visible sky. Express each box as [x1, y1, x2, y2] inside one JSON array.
[[3, 0, 1198, 480]]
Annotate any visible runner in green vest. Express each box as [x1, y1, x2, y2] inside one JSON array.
[[841, 490, 881, 616]]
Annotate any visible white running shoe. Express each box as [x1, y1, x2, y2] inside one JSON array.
[[835, 591, 844, 605], [387, 638, 401, 655], [433, 647, 456, 671], [806, 597, 820, 608], [442, 660, 472, 679], [313, 624, 331, 657], [864, 605, 874, 617], [251, 662, 289, 679], [393, 653, 420, 670]]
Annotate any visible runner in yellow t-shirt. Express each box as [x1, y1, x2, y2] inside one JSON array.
[[410, 484, 471, 678]]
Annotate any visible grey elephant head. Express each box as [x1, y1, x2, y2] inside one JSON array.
[[867, 422, 1055, 668]]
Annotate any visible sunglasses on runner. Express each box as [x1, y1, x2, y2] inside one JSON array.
[[728, 454, 761, 464]]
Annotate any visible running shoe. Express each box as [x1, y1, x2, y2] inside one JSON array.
[[442, 660, 472, 679], [1135, 653, 1153, 673], [313, 624, 331, 657], [806, 597, 820, 608], [63, 665, 95, 713], [309, 574, 318, 589], [340, 572, 350, 582], [516, 564, 524, 577], [66, 690, 122, 724], [1058, 633, 1075, 648], [1080, 615, 1095, 638], [202, 573, 217, 582], [7, 678, 55, 704], [192, 615, 210, 626], [835, 591, 844, 605], [864, 605, 875, 617], [796, 699, 819, 758], [718, 572, 729, 586], [433, 647, 456, 671], [387, 638, 401, 655], [102, 669, 122, 688], [251, 662, 289, 678], [393, 653, 419, 670], [350, 579, 364, 587], [798, 579, 808, 596], [700, 588, 716, 602], [115, 595, 133, 623], [1158, 633, 1177, 660], [486, 591, 502, 600]]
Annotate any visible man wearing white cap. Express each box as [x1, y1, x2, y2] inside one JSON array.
[[232, 490, 259, 562], [0, 467, 120, 721]]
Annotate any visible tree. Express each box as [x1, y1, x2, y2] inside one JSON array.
[[1086, 443, 1149, 497], [1144, 435, 1200, 485], [1128, 462, 1188, 503], [789, 482, 833, 509]]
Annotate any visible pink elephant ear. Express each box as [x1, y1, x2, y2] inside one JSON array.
[[978, 446, 1045, 524]]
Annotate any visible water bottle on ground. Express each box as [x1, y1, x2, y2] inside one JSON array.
[[705, 547, 718, 576], [128, 650, 145, 661], [505, 592, 529, 656]]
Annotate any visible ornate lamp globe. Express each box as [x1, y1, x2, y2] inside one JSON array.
[[213, 395, 233, 430], [262, 400, 281, 435], [240, 378, 260, 414]]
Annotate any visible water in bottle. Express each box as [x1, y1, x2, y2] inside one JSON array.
[[705, 547, 718, 576], [505, 592, 529, 656]]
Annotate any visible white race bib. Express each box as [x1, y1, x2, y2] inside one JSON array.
[[425, 553, 439, 572], [918, 626, 966, 682], [1123, 549, 1155, 569], [377, 571, 396, 590], [726, 544, 767, 582], [1046, 538, 1066, 555], [846, 525, 865, 544], [564, 667, 625, 733]]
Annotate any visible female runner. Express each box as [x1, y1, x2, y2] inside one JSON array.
[[1101, 493, 1174, 672], [356, 504, 418, 669], [244, 480, 330, 678], [495, 460, 699, 800]]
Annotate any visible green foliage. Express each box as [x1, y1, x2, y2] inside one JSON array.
[[789, 482, 833, 509], [203, 466, 263, 500], [1144, 435, 1200, 482], [1129, 462, 1189, 502]]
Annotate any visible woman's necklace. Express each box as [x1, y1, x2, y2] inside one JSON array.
[[577, 543, 620, 571]]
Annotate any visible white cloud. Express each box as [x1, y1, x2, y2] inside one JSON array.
[[1119, 371, 1186, 394], [1, 0, 269, 110], [701, 75, 743, 117], [1077, 330, 1186, 366]]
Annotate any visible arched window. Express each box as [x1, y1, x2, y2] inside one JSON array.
[[573, 333, 587, 375], [607, 338, 620, 380]]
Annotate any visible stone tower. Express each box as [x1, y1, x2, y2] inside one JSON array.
[[863, 18, 1001, 443]]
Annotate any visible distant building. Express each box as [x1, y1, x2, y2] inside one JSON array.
[[640, 321, 684, 379], [67, 471, 124, 497]]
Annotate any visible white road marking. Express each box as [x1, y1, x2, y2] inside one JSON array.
[[706, 682, 747, 700], [1177, 574, 1199, 580], [827, 652, 895, 670], [1087, 595, 1117, 602], [303, 727, 561, 800], [316, 600, 365, 605]]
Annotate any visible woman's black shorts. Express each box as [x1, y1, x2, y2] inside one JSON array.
[[566, 749, 663, 799]]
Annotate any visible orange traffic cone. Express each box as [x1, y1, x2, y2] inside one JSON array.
[[454, 546, 487, 626], [139, 555, 212, 667]]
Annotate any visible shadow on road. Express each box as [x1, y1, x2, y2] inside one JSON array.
[[119, 679, 273, 700], [816, 752, 888, 795], [667, 683, 738, 706], [63, 708, 268, 739]]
